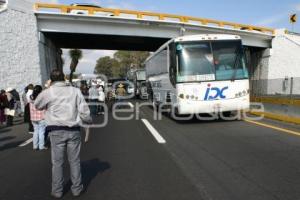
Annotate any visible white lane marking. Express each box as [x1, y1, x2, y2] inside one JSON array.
[[128, 102, 134, 108], [18, 137, 33, 147], [141, 119, 166, 144]]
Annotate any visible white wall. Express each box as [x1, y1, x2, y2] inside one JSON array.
[[265, 29, 300, 95], [268, 30, 300, 79]]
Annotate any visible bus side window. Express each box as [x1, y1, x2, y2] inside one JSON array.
[[169, 43, 177, 86]]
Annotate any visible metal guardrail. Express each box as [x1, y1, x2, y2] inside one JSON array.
[[34, 3, 275, 35], [250, 77, 300, 106]]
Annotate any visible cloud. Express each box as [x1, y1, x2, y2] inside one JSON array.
[[62, 49, 116, 75], [256, 13, 288, 26]]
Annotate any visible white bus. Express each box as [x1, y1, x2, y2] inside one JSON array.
[[145, 34, 249, 116]]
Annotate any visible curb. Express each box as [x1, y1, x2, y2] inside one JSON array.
[[251, 96, 300, 107]]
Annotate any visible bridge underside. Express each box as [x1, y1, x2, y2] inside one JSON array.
[[36, 13, 273, 49], [43, 32, 169, 51], [37, 13, 272, 84]]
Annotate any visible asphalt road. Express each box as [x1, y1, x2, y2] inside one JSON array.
[[0, 100, 300, 200]]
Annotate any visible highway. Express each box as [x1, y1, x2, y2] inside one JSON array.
[[1, 99, 300, 200]]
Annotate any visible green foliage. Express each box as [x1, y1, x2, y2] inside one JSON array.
[[94, 56, 120, 78], [114, 51, 150, 69], [94, 51, 150, 78]]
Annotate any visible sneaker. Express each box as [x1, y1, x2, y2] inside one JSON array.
[[72, 192, 81, 197], [72, 186, 85, 197], [51, 193, 62, 199]]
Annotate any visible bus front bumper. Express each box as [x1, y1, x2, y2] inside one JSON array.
[[177, 96, 249, 115]]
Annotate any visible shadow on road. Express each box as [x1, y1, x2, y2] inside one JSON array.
[[0, 140, 23, 151], [0, 136, 16, 143], [0, 128, 12, 134], [64, 159, 111, 193]]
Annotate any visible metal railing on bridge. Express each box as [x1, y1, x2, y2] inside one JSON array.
[[34, 3, 275, 35]]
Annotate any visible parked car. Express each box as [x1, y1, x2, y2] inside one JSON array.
[[138, 81, 149, 99]]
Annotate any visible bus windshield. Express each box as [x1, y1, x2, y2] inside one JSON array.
[[176, 40, 248, 82]]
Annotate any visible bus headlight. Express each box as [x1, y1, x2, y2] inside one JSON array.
[[235, 90, 249, 98]]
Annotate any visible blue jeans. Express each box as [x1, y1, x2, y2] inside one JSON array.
[[32, 120, 46, 149]]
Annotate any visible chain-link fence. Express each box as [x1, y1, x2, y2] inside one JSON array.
[[250, 77, 300, 99]]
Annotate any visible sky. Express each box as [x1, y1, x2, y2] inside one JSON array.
[[37, 0, 300, 74]]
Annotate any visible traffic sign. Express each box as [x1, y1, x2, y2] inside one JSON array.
[[290, 14, 297, 23]]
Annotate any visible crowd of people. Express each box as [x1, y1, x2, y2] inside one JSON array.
[[0, 88, 22, 127], [85, 84, 106, 115], [2, 69, 93, 198], [0, 69, 132, 198], [0, 78, 128, 148], [0, 84, 48, 150]]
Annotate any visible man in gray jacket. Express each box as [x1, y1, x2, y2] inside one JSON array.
[[35, 69, 92, 198]]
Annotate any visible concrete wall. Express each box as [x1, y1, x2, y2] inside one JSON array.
[[0, 0, 61, 94], [0, 0, 41, 93], [265, 29, 300, 95], [39, 32, 63, 84], [268, 30, 300, 79]]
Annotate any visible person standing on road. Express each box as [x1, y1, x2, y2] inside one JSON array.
[[34, 69, 92, 198], [80, 82, 89, 102], [22, 86, 29, 119], [25, 84, 34, 134], [5, 88, 15, 127], [98, 85, 105, 115], [29, 85, 46, 151], [11, 89, 21, 117], [88, 84, 99, 115], [0, 90, 8, 125], [115, 83, 126, 108]]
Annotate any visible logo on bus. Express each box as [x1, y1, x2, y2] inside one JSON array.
[[204, 84, 228, 100]]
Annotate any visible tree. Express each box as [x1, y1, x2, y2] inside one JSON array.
[[94, 51, 150, 79], [69, 49, 82, 83], [114, 51, 150, 70], [94, 56, 120, 78]]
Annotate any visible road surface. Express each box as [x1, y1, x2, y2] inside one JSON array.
[[0, 100, 300, 200]]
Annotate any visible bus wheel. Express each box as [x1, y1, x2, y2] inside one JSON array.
[[220, 111, 240, 121], [169, 107, 179, 120], [222, 111, 232, 118]]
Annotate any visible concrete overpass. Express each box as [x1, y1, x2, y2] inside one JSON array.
[[3, 0, 300, 96], [35, 3, 274, 51]]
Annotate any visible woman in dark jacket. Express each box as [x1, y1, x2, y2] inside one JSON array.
[[0, 90, 8, 125]]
